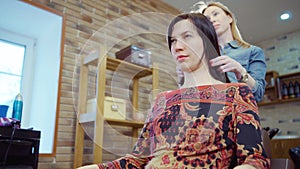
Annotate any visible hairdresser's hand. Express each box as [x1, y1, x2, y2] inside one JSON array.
[[77, 164, 98, 169], [210, 55, 244, 80], [234, 164, 257, 169]]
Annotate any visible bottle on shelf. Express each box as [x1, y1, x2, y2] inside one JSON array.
[[276, 78, 282, 100], [294, 81, 300, 98], [288, 81, 295, 98], [270, 77, 275, 87], [281, 82, 289, 99], [12, 93, 23, 122]]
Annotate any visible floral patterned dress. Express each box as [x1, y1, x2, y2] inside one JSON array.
[[98, 83, 270, 169]]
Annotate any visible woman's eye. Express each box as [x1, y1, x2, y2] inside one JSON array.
[[170, 39, 177, 44], [213, 12, 219, 17], [184, 34, 192, 39]]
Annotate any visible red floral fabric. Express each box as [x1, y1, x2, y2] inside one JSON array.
[[98, 83, 270, 169]]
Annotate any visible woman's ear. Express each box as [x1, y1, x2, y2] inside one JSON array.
[[227, 14, 233, 24]]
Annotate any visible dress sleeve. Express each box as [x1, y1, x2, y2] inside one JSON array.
[[248, 46, 267, 102], [234, 85, 270, 168], [235, 110, 270, 168]]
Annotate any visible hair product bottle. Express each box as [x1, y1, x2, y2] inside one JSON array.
[[294, 81, 300, 98], [282, 82, 289, 99], [12, 93, 23, 122], [288, 81, 295, 98]]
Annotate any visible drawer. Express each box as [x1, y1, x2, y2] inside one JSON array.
[[87, 97, 126, 120], [104, 96, 126, 120]]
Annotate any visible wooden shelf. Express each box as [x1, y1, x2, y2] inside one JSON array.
[[84, 51, 152, 79], [78, 111, 96, 123], [105, 118, 144, 128], [265, 86, 276, 90], [259, 96, 300, 106], [74, 46, 159, 168], [79, 111, 144, 128], [260, 71, 300, 106]]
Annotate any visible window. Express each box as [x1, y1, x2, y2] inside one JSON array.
[[0, 40, 25, 114], [0, 29, 35, 118], [1, 0, 64, 155], [0, 28, 35, 120]]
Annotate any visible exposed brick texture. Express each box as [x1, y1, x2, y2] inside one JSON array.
[[29, 0, 180, 168]]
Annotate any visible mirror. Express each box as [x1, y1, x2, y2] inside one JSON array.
[[0, 0, 65, 156]]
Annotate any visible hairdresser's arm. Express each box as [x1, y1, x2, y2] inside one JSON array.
[[209, 55, 247, 83], [210, 47, 267, 102], [245, 46, 267, 102]]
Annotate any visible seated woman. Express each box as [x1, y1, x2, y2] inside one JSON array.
[[78, 13, 270, 169]]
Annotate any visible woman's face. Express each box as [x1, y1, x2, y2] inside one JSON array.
[[203, 6, 232, 37], [170, 19, 205, 73]]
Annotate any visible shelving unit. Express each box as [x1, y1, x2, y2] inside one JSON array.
[[73, 46, 159, 168], [258, 71, 300, 106], [263, 71, 279, 102]]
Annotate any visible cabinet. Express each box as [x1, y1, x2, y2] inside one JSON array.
[[73, 46, 159, 168], [271, 137, 300, 160], [0, 127, 40, 169], [259, 71, 300, 106]]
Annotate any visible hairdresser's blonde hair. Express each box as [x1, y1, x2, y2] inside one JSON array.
[[202, 2, 250, 48]]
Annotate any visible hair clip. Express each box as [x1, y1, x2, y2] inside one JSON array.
[[190, 1, 207, 13]]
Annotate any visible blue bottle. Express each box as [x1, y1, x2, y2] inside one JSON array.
[[12, 93, 23, 121]]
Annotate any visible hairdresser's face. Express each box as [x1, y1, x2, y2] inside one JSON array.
[[203, 6, 232, 37], [170, 19, 205, 73]]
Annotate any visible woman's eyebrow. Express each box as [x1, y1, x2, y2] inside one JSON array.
[[181, 31, 193, 35], [207, 9, 217, 14], [172, 30, 193, 39]]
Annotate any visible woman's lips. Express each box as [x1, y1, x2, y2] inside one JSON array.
[[213, 24, 219, 29], [177, 55, 188, 62]]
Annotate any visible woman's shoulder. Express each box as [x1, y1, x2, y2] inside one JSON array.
[[227, 83, 258, 106], [157, 83, 251, 93], [155, 83, 252, 99], [152, 84, 257, 109], [233, 40, 263, 52], [223, 83, 253, 93], [249, 44, 264, 52]]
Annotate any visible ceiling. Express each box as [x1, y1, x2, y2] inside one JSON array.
[[162, 0, 300, 44]]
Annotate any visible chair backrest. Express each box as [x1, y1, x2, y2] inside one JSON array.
[[261, 129, 272, 158]]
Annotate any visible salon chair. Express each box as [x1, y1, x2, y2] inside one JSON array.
[[261, 129, 295, 169]]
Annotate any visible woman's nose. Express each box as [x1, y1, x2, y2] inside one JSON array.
[[209, 17, 216, 23], [174, 40, 184, 52]]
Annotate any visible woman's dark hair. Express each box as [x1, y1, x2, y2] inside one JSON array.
[[167, 13, 228, 83]]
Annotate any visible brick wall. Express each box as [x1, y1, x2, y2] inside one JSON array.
[[26, 0, 300, 168], [257, 30, 300, 137], [29, 0, 180, 168], [259, 102, 300, 136], [258, 29, 300, 75]]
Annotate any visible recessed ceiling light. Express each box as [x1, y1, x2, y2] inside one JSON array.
[[280, 11, 292, 20]]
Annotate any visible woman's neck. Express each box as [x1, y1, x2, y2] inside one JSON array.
[[218, 29, 234, 48], [181, 66, 223, 88]]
